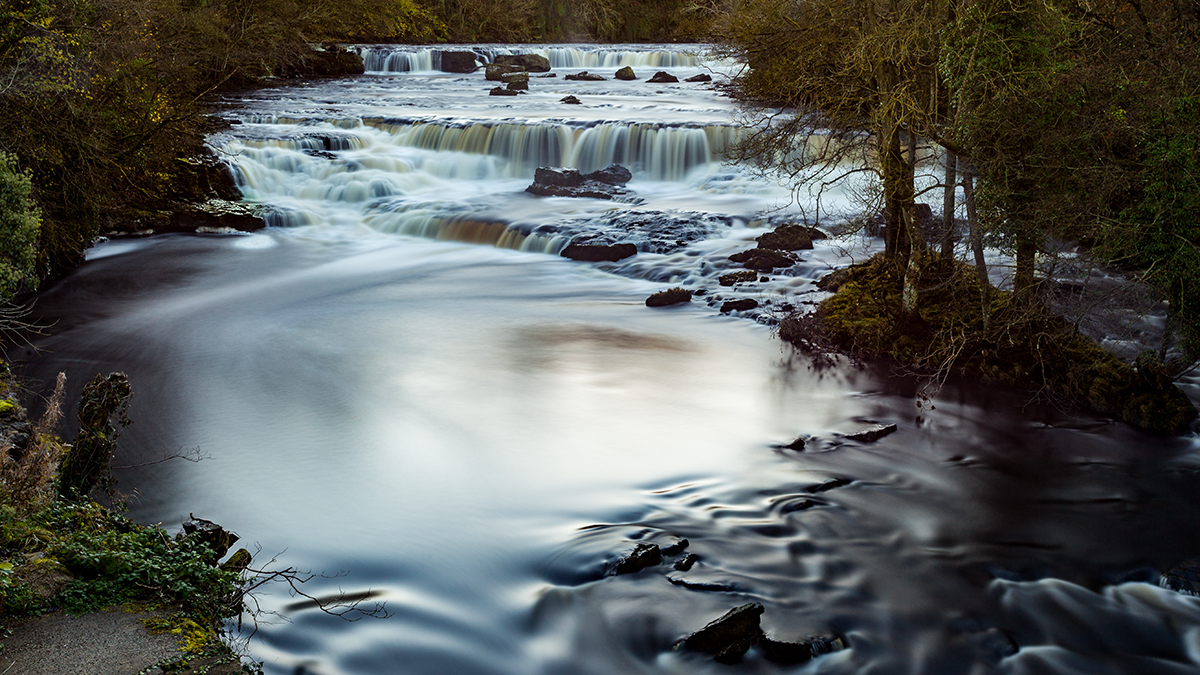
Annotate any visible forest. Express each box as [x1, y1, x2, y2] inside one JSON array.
[[0, 0, 1197, 429]]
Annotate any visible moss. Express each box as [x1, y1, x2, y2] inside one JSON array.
[[799, 254, 1197, 434]]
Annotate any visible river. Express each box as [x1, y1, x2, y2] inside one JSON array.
[[13, 44, 1200, 675]]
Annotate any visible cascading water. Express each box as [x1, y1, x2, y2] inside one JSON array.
[[13, 43, 1200, 675]]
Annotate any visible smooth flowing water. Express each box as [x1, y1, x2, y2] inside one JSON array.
[[14, 45, 1200, 675]]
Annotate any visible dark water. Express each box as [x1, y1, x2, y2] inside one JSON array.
[[12, 44, 1200, 675]]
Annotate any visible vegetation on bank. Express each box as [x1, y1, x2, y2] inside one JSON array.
[[780, 256, 1197, 434], [0, 366, 253, 671]]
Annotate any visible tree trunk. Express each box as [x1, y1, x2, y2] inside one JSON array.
[[881, 124, 904, 260], [1014, 226, 1038, 305], [940, 149, 957, 261], [963, 164, 989, 330], [900, 128, 924, 316]]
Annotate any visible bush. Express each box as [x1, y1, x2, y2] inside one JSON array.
[[0, 153, 40, 300]]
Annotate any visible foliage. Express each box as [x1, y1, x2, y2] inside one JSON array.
[[0, 153, 40, 300]]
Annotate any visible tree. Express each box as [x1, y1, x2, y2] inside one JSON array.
[[0, 153, 40, 300]]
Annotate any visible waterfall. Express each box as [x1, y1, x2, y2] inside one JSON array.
[[355, 45, 711, 74]]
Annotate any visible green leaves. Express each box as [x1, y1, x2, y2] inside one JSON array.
[[0, 153, 40, 300]]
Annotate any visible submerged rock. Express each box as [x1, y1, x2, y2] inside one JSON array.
[[760, 634, 848, 665], [681, 603, 764, 660], [565, 71, 605, 81], [647, 71, 679, 83], [647, 288, 693, 307], [721, 299, 759, 313], [839, 423, 898, 443], [661, 538, 689, 556], [719, 270, 758, 286], [615, 66, 637, 80], [728, 248, 797, 271], [561, 242, 637, 262], [685, 73, 713, 82], [674, 553, 699, 571], [494, 53, 550, 72], [613, 542, 662, 575], [806, 477, 851, 493]]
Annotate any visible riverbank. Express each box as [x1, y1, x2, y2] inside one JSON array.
[[778, 253, 1198, 435]]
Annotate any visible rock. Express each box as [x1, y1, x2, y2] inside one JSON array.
[[1161, 559, 1200, 596], [815, 268, 853, 292], [437, 50, 479, 73], [220, 548, 253, 574], [757, 223, 824, 251], [586, 164, 632, 185], [681, 603, 765, 657], [613, 542, 662, 575], [647, 288, 692, 307], [561, 242, 638, 262], [526, 209, 728, 255], [489, 86, 519, 96], [615, 66, 637, 80], [537, 73, 557, 78], [502, 72, 529, 90], [661, 538, 689, 556], [760, 634, 847, 665], [780, 498, 815, 513], [526, 165, 634, 200], [720, 299, 759, 313], [494, 53, 551, 72], [685, 73, 713, 82], [485, 63, 523, 81], [784, 436, 806, 450], [807, 634, 848, 657], [167, 199, 266, 234], [181, 515, 239, 561], [728, 248, 797, 271], [560, 95, 582, 105], [647, 71, 679, 83], [840, 423, 898, 443], [277, 44, 365, 79], [565, 71, 606, 81], [806, 477, 851, 492], [674, 553, 699, 571], [719, 270, 758, 286]]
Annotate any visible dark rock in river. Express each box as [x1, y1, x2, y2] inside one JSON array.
[[806, 477, 851, 493], [757, 223, 824, 251], [438, 50, 479, 73], [721, 299, 759, 313], [760, 634, 848, 665], [561, 242, 638, 262], [728, 248, 797, 271], [565, 71, 605, 81], [840, 423, 898, 443], [615, 66, 637, 80], [685, 73, 713, 82], [613, 542, 662, 574], [1161, 559, 1200, 596], [526, 165, 633, 200], [277, 44, 364, 79], [646, 288, 692, 307], [647, 71, 679, 83], [719, 270, 758, 286], [220, 547, 253, 573], [674, 553, 699, 571], [167, 199, 267, 235], [494, 53, 551, 72], [485, 63, 522, 81], [525, 209, 729, 256], [182, 515, 239, 561], [784, 436, 806, 450], [661, 538, 689, 556], [681, 603, 764, 660], [489, 86, 520, 96], [560, 95, 582, 105], [502, 72, 529, 90]]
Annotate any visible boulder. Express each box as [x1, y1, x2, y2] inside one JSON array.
[[565, 71, 605, 81], [661, 538, 689, 556], [560, 95, 582, 105], [721, 299, 759, 313], [220, 548, 253, 574], [167, 199, 267, 234], [647, 71, 678, 83], [494, 53, 551, 72], [646, 288, 692, 307], [437, 50, 479, 73], [526, 165, 634, 200], [537, 73, 557, 78], [681, 603, 764, 659], [503, 72, 529, 91], [561, 242, 638, 262], [756, 223, 824, 251], [719, 270, 758, 286], [760, 634, 847, 665], [674, 553, 699, 571], [615, 66, 637, 80], [613, 542, 662, 574], [685, 73, 713, 82], [489, 86, 519, 96], [485, 63, 522, 81], [728, 248, 797, 270]]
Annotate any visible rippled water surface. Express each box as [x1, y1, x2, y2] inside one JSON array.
[[15, 44, 1200, 675]]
